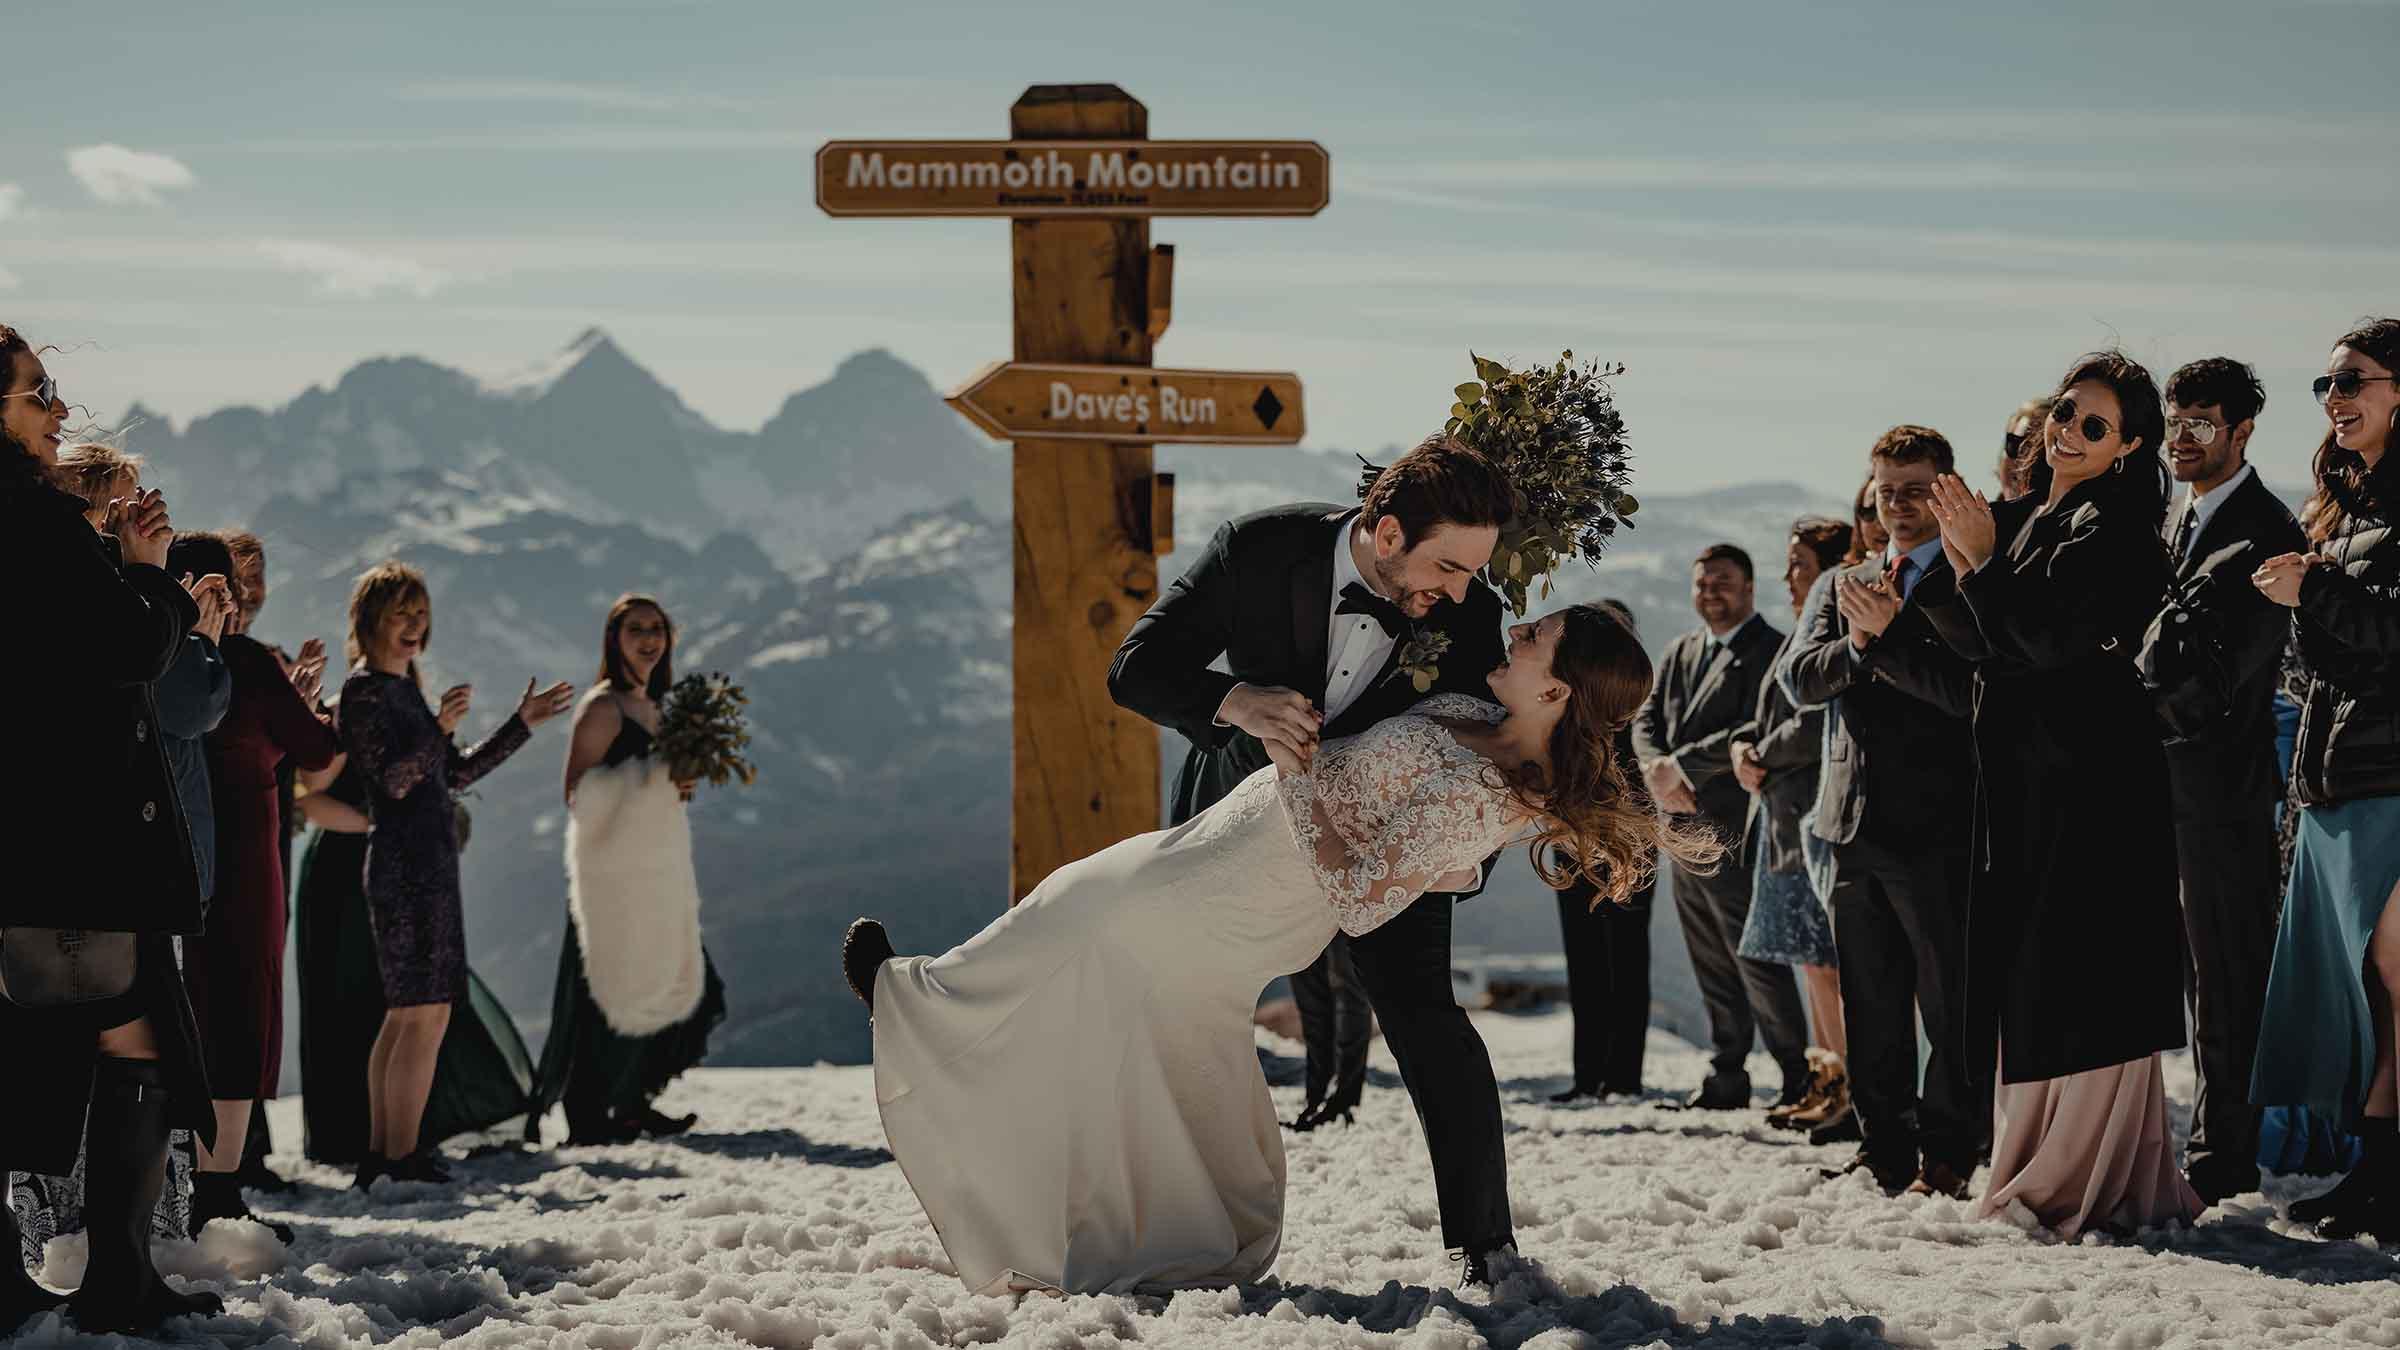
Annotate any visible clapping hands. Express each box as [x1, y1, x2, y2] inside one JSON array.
[[103, 489, 174, 571], [1927, 474, 1996, 577], [182, 573, 232, 643], [286, 637, 329, 706], [1836, 573, 1900, 648]]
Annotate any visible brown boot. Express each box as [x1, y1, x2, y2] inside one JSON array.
[[1769, 1048, 1839, 1129], [1784, 1053, 1852, 1131]]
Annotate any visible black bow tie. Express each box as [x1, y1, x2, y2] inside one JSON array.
[[1337, 581, 1408, 639]]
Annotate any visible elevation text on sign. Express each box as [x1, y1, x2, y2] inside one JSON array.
[[817, 141, 1330, 217]]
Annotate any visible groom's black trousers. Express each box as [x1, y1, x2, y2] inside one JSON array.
[[1287, 935, 1372, 1111], [1346, 892, 1514, 1254]]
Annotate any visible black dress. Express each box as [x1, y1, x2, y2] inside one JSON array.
[[530, 718, 726, 1139], [338, 670, 531, 1006], [292, 761, 540, 1162]]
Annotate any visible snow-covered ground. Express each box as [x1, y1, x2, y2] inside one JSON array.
[[11, 1010, 2398, 1349]]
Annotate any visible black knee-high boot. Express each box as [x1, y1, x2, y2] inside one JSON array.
[[66, 1057, 223, 1335], [0, 1184, 65, 1332], [2310, 1116, 2396, 1240]]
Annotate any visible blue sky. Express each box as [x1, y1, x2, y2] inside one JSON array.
[[7, 0, 2393, 493]]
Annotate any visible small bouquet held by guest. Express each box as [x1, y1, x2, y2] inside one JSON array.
[[655, 672, 758, 794]]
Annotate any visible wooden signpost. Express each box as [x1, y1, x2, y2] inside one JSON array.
[[821, 85, 1317, 904]]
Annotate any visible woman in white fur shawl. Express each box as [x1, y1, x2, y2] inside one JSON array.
[[530, 595, 726, 1145]]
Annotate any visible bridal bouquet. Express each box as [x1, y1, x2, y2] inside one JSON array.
[[1360, 351, 1639, 615], [656, 672, 758, 790]]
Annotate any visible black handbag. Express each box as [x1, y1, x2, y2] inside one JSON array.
[[2139, 546, 2242, 741], [0, 926, 139, 1009]]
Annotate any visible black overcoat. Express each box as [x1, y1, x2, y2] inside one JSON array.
[[1920, 478, 2188, 1084]]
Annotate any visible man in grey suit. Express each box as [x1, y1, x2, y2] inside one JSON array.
[[1632, 544, 1809, 1110], [2144, 357, 2307, 1205]]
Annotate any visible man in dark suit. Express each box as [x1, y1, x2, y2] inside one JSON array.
[[1108, 432, 1517, 1283], [1632, 544, 1808, 1111], [1781, 425, 1983, 1197], [2144, 357, 2307, 1205]]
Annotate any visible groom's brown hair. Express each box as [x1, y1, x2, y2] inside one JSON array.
[[1361, 432, 1514, 546]]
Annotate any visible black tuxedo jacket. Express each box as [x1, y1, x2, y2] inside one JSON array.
[[2143, 471, 2305, 822], [1629, 613, 1787, 836], [1109, 503, 1507, 822], [1781, 554, 1977, 849]]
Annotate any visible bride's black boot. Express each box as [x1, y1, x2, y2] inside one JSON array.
[[67, 1057, 224, 1335], [842, 919, 894, 1011], [0, 1191, 65, 1334]]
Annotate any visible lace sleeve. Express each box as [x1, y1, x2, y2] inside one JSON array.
[[1276, 717, 1519, 938]]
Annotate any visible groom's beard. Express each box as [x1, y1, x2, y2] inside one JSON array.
[[1370, 554, 1410, 605]]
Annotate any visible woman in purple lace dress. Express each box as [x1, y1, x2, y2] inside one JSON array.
[[337, 562, 573, 1189]]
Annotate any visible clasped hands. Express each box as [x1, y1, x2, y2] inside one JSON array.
[[1221, 682, 1323, 775], [2253, 552, 2332, 608], [1640, 756, 1699, 815]]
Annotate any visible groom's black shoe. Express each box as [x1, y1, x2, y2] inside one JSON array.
[[1455, 1245, 1509, 1290], [1681, 1072, 1751, 1111], [842, 918, 894, 1010]]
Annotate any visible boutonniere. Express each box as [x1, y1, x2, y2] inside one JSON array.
[[1389, 626, 1452, 694]]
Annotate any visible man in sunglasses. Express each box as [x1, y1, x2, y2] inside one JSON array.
[[2142, 356, 2304, 1206]]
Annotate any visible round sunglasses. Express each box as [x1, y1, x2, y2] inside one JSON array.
[[2050, 398, 2119, 445], [2313, 370, 2397, 405]]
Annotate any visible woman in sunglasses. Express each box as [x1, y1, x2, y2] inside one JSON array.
[[1918, 350, 2200, 1237], [2250, 317, 2400, 1242], [0, 326, 227, 1333]]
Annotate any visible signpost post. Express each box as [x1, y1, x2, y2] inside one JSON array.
[[820, 84, 1317, 904]]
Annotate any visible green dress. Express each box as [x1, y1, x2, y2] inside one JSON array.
[[530, 718, 726, 1140], [293, 760, 537, 1162]]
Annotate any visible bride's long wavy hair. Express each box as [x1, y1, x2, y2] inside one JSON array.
[[1498, 601, 1722, 904]]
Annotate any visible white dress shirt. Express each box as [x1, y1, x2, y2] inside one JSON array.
[[1322, 524, 1401, 724], [2176, 461, 2256, 556]]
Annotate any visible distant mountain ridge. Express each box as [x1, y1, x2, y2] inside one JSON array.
[[120, 335, 1842, 1069]]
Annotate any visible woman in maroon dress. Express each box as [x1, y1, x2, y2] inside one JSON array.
[[178, 531, 337, 1239]]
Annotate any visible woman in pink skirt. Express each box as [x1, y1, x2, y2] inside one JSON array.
[[1921, 351, 2203, 1239]]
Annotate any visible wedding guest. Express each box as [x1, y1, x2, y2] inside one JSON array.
[[1550, 600, 1655, 1103], [52, 447, 233, 908], [225, 533, 295, 1192], [1731, 519, 1850, 1128], [2251, 317, 2400, 1241], [1782, 426, 1981, 1194], [0, 324, 224, 1334], [1632, 544, 1810, 1111], [339, 561, 574, 1189], [291, 751, 541, 1163], [2138, 357, 2304, 1205], [532, 595, 726, 1145], [173, 530, 337, 1240], [1998, 397, 2053, 499], [1921, 351, 2199, 1238], [1844, 477, 1889, 566]]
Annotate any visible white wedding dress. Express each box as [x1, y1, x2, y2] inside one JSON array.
[[872, 694, 1528, 1295]]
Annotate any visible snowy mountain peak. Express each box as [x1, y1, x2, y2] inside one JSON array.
[[482, 326, 637, 400]]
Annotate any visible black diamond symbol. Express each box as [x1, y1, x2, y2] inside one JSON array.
[[1252, 387, 1285, 430]]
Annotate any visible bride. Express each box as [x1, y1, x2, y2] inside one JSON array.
[[842, 601, 1715, 1295]]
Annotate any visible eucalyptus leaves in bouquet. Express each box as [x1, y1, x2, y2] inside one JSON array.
[[656, 672, 758, 791], [1359, 351, 1639, 615]]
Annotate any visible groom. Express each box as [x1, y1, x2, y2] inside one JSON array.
[[1108, 432, 1518, 1284]]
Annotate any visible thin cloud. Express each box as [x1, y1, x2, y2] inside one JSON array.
[[393, 77, 746, 112], [0, 183, 21, 221], [66, 144, 197, 206], [0, 265, 18, 290], [257, 239, 448, 299]]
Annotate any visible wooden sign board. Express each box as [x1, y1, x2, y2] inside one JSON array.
[[818, 140, 1329, 217], [948, 361, 1305, 445]]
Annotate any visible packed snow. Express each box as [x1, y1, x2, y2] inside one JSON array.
[[11, 1009, 2396, 1349]]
